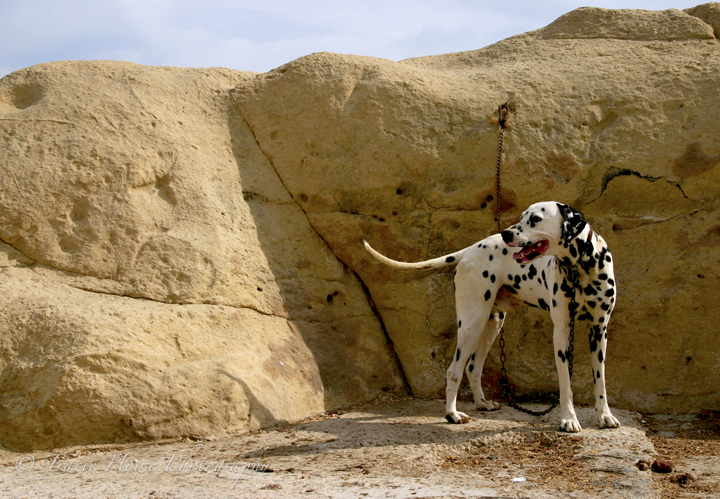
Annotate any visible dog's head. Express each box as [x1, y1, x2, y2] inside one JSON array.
[[501, 202, 588, 264]]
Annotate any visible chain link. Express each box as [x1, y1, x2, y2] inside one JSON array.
[[493, 101, 574, 417]]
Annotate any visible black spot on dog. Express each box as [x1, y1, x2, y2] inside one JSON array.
[[608, 278, 615, 286], [471, 353, 476, 361], [491, 274, 496, 283], [553, 283, 558, 295], [538, 298, 550, 311], [569, 244, 577, 258], [514, 275, 521, 284], [598, 349, 604, 363], [458, 320, 462, 328], [588, 301, 596, 308], [589, 324, 603, 352], [528, 265, 538, 279], [584, 284, 597, 296], [605, 288, 614, 297], [484, 290, 492, 301], [489, 254, 494, 261], [552, 299, 557, 307], [597, 248, 609, 270], [456, 348, 461, 361], [498, 312, 505, 319], [468, 364, 474, 372], [558, 350, 566, 363], [483, 270, 489, 278], [503, 248, 508, 255], [446, 256, 455, 263], [600, 302, 610, 311], [599, 273, 608, 280], [560, 279, 575, 300]]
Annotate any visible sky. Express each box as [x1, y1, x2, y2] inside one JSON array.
[[0, 0, 695, 79]]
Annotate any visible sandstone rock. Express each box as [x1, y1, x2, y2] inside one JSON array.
[[1, 4, 719, 451], [538, 7, 714, 40], [686, 3, 720, 38], [0, 62, 403, 451], [231, 4, 720, 411]]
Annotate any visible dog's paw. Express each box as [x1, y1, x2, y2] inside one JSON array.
[[445, 412, 471, 424], [475, 398, 501, 411], [598, 413, 620, 429], [559, 418, 582, 433]]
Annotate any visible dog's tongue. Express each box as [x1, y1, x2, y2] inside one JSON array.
[[513, 247, 531, 262], [513, 240, 549, 262]]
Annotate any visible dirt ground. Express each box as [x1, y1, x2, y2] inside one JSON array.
[[1, 395, 718, 499]]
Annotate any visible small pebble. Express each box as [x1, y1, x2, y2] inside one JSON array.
[[636, 459, 651, 471], [671, 472, 697, 485], [651, 459, 673, 473]]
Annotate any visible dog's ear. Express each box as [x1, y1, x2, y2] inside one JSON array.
[[556, 203, 587, 247]]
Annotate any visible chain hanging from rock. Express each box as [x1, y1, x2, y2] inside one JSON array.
[[492, 102, 570, 417]]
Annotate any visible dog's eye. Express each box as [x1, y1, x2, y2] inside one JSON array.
[[530, 215, 543, 224]]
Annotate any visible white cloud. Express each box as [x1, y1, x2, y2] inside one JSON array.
[[0, 0, 693, 78]]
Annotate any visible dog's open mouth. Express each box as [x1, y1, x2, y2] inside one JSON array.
[[513, 239, 550, 263]]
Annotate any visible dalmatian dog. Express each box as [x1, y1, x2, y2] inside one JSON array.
[[364, 201, 620, 433]]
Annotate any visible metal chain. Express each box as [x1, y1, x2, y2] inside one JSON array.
[[493, 102, 573, 417], [494, 102, 508, 230]]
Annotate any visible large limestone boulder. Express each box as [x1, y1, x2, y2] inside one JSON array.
[[230, 4, 720, 412], [0, 62, 403, 451], [1, 4, 719, 451]]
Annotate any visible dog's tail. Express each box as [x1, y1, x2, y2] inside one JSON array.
[[363, 240, 466, 270]]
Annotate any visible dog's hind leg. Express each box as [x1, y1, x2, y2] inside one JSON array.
[[445, 261, 498, 424], [445, 319, 484, 424], [465, 309, 504, 411]]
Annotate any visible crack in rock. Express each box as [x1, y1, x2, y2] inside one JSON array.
[[599, 166, 692, 200]]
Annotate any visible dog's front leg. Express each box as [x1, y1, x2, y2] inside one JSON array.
[[552, 319, 582, 433], [588, 315, 620, 429]]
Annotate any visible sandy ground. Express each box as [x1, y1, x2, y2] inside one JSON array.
[[1, 396, 718, 499]]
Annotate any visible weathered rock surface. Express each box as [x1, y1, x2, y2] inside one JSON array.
[[0, 63, 403, 451], [1, 4, 719, 451], [230, 4, 720, 410]]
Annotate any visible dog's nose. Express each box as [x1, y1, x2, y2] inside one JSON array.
[[501, 230, 514, 244]]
